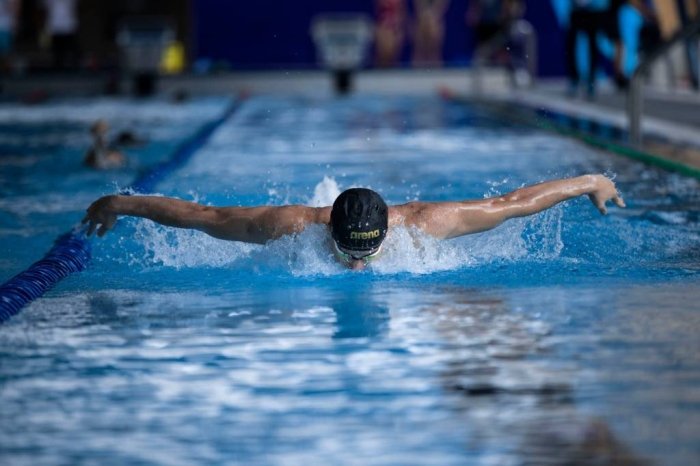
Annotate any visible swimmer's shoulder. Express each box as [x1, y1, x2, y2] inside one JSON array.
[[388, 201, 427, 227], [259, 204, 330, 227]]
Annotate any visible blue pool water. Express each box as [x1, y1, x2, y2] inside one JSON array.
[[0, 95, 699, 465]]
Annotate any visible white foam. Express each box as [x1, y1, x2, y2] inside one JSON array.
[[307, 176, 341, 207], [126, 211, 561, 276], [132, 219, 259, 268]]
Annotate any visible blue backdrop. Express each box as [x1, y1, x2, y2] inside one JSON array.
[[192, 0, 567, 76]]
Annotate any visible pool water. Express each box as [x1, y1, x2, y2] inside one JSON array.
[[0, 95, 698, 465]]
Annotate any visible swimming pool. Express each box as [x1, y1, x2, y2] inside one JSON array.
[[1, 95, 698, 465]]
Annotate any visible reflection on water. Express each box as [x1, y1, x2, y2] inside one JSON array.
[[332, 291, 390, 340], [426, 289, 650, 465], [4, 281, 696, 465]]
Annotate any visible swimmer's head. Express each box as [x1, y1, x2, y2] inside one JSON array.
[[91, 119, 109, 136], [332, 241, 383, 270], [331, 188, 388, 258]]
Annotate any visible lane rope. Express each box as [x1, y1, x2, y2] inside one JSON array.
[[0, 99, 240, 323], [448, 94, 700, 181]]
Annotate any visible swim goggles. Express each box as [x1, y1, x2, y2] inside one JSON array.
[[333, 242, 383, 265]]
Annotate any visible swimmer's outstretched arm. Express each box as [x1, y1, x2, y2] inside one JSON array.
[[393, 175, 625, 239], [82, 195, 330, 243]]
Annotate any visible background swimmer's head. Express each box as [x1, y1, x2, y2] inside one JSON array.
[[91, 119, 109, 137], [331, 188, 388, 252]]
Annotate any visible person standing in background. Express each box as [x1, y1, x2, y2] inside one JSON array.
[[567, 0, 656, 96], [603, 0, 658, 89], [43, 0, 78, 69], [467, 0, 505, 51], [602, 0, 628, 88], [565, 0, 609, 98], [412, 0, 450, 67], [0, 0, 19, 70], [466, 0, 524, 63], [631, 0, 659, 55], [83, 119, 127, 170], [375, 0, 406, 67]]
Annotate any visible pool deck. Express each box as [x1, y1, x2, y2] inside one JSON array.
[[503, 81, 700, 173], [0, 68, 509, 98]]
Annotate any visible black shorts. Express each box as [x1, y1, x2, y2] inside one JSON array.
[[570, 8, 619, 40], [600, 11, 621, 40], [570, 9, 598, 33], [475, 23, 503, 45]]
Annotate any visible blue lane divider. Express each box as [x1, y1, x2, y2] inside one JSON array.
[[129, 102, 237, 193], [0, 231, 90, 322], [0, 100, 239, 323]]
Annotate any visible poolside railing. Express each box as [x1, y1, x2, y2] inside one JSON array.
[[627, 17, 700, 146]]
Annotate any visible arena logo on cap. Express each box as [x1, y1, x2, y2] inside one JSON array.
[[350, 229, 381, 240]]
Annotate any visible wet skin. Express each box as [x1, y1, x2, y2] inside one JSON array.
[[348, 258, 368, 271], [331, 240, 382, 271], [332, 244, 374, 271]]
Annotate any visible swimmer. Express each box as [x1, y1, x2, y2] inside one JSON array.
[[83, 174, 625, 270], [83, 119, 127, 170]]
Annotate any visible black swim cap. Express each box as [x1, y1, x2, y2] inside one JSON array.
[[331, 188, 388, 252]]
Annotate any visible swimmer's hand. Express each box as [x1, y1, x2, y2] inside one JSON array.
[[587, 175, 625, 214], [82, 195, 118, 237]]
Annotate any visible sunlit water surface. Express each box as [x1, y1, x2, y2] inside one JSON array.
[[0, 95, 698, 466]]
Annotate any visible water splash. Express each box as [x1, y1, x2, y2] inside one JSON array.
[[126, 214, 558, 277], [119, 175, 575, 275], [307, 176, 341, 207], [131, 219, 258, 268], [524, 206, 564, 260]]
